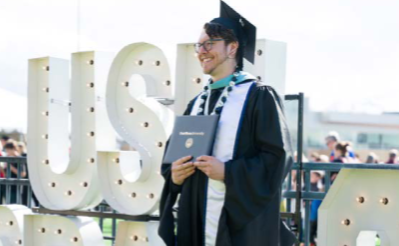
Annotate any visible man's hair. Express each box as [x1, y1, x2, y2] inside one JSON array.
[[1, 135, 9, 141], [203, 22, 240, 67], [4, 142, 16, 150]]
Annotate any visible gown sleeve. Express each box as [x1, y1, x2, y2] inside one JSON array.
[[160, 97, 197, 194], [223, 85, 294, 233], [158, 96, 198, 246]]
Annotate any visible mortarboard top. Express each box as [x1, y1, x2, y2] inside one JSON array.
[[210, 1, 257, 67]]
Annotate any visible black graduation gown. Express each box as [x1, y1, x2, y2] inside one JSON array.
[[159, 82, 297, 246]]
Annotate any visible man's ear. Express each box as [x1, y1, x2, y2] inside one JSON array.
[[227, 41, 239, 58]]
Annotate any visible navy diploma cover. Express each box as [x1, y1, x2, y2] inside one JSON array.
[[163, 115, 219, 163]]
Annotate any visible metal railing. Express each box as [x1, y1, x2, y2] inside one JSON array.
[[0, 157, 34, 207], [284, 93, 305, 242]]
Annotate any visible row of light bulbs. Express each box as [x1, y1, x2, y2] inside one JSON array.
[[121, 79, 172, 87], [37, 227, 79, 242], [127, 192, 155, 199], [40, 66, 97, 167], [47, 181, 89, 188], [340, 197, 391, 227], [42, 60, 94, 72], [41, 130, 95, 138], [0, 220, 22, 244], [41, 74, 93, 198], [112, 155, 157, 199], [134, 60, 162, 66], [41, 157, 95, 165], [43, 57, 166, 73], [129, 235, 149, 242], [355, 196, 390, 205], [113, 73, 166, 201]]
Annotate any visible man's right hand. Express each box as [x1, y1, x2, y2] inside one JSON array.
[[171, 156, 196, 186]]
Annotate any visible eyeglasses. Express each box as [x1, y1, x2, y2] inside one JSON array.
[[194, 39, 225, 53]]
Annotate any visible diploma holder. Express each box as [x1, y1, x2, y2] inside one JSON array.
[[163, 115, 219, 164]]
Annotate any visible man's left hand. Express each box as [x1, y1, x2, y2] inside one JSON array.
[[194, 156, 224, 181]]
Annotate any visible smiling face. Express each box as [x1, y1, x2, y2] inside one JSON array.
[[197, 29, 238, 81]]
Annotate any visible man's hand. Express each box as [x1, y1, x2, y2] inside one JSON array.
[[194, 156, 225, 181], [171, 156, 196, 186]]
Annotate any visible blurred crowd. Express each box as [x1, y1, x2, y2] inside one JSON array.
[[0, 135, 30, 205], [0, 135, 27, 177], [295, 131, 398, 246], [322, 131, 398, 165], [0, 135, 27, 156]]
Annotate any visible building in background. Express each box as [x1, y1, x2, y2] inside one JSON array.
[[284, 97, 399, 160]]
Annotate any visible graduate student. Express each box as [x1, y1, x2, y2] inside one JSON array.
[[159, 1, 296, 245]]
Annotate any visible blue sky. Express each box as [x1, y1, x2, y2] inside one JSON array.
[[1, 0, 398, 114]]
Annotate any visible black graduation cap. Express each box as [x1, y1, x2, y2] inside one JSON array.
[[210, 1, 257, 69]]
